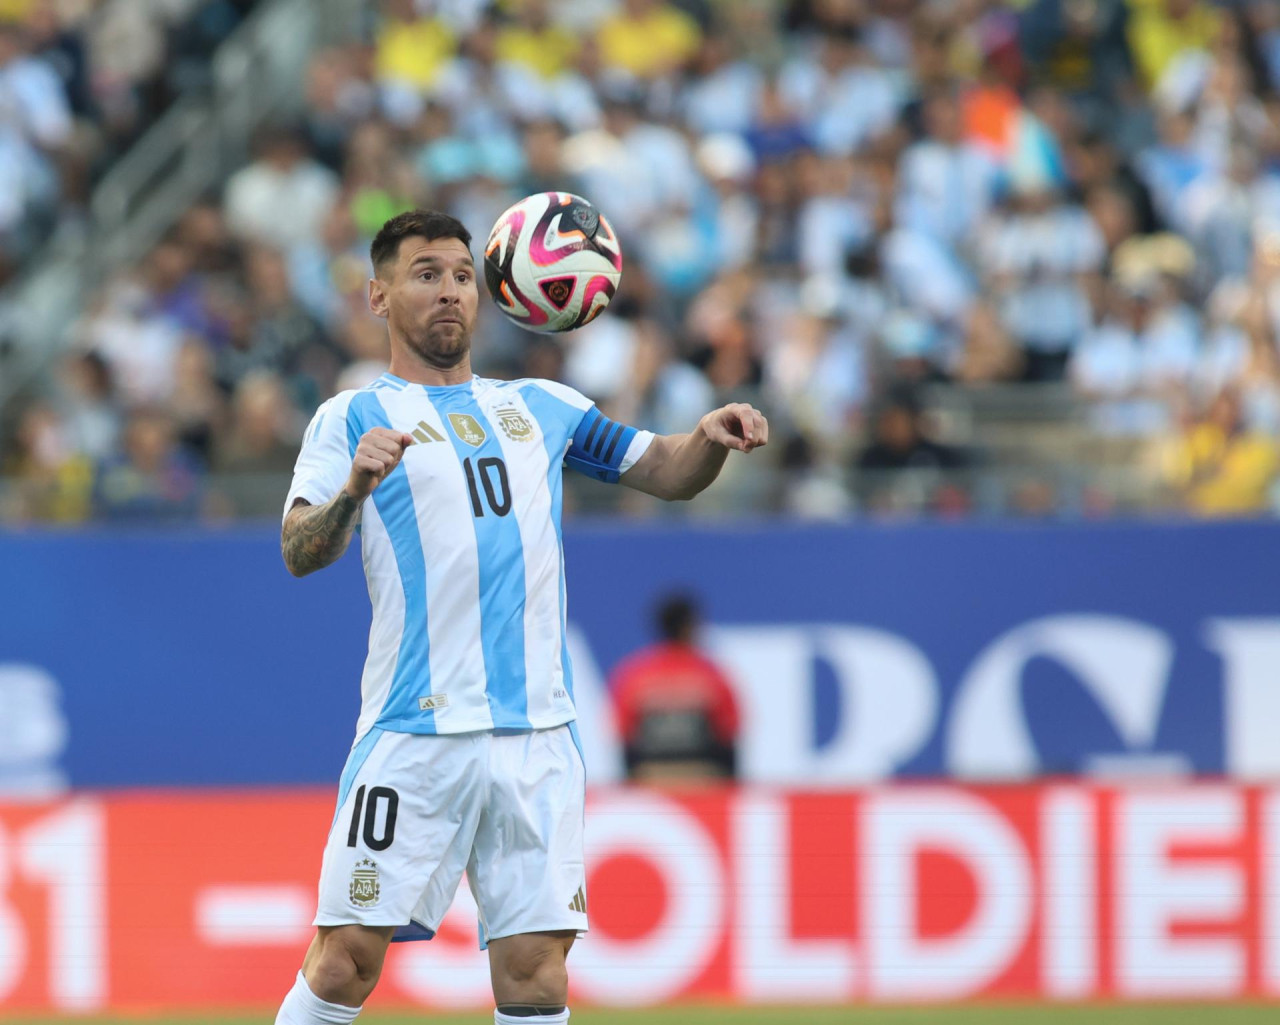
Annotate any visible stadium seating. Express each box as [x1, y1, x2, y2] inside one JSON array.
[[3, 0, 1280, 523]]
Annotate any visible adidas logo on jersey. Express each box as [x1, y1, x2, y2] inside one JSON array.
[[568, 885, 587, 914], [411, 420, 445, 444]]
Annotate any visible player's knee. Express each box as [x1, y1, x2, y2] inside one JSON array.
[[306, 931, 386, 1005], [501, 943, 569, 1003]]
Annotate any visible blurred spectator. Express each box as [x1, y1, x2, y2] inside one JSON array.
[[54, 350, 119, 462], [303, 47, 377, 171], [374, 0, 457, 105], [681, 34, 763, 136], [855, 385, 968, 473], [976, 172, 1105, 381], [93, 406, 203, 522], [176, 199, 242, 277], [168, 338, 225, 464], [1183, 142, 1280, 287], [566, 84, 698, 238], [1, 400, 91, 522], [776, 430, 854, 519], [609, 593, 739, 781], [953, 301, 1025, 383], [214, 370, 296, 472], [1162, 387, 1280, 516], [496, 0, 579, 80], [74, 277, 185, 407], [1136, 108, 1205, 235], [613, 317, 715, 437], [287, 201, 368, 331], [765, 274, 867, 432], [212, 371, 302, 518], [346, 119, 419, 236], [1127, 0, 1222, 90], [779, 24, 900, 156], [0, 19, 72, 252], [896, 87, 999, 248], [224, 124, 340, 248], [215, 246, 336, 408], [597, 0, 701, 81], [1020, 0, 1133, 105], [1070, 233, 1199, 435]]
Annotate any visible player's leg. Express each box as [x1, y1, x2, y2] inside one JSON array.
[[278, 728, 488, 1023], [471, 724, 588, 1025], [488, 929, 576, 1021], [276, 924, 394, 1023]]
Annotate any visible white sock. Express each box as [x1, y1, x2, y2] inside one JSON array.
[[275, 971, 362, 1025], [495, 1010, 569, 1024]]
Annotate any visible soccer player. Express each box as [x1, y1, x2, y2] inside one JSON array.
[[274, 210, 767, 1025]]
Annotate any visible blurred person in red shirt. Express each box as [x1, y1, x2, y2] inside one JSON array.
[[609, 593, 740, 781]]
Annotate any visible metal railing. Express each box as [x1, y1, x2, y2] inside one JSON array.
[[0, 0, 364, 412]]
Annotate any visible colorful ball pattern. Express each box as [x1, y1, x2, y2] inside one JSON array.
[[483, 192, 623, 333]]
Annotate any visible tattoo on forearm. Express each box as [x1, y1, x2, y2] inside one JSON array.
[[281, 491, 361, 576]]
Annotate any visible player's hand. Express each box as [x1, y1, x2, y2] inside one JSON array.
[[345, 427, 414, 500], [700, 402, 769, 453]]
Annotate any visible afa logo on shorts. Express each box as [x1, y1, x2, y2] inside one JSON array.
[[350, 857, 380, 907]]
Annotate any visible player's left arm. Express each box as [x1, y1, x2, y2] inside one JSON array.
[[621, 402, 768, 501]]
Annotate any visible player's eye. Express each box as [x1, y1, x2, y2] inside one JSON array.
[[456, 273, 471, 283]]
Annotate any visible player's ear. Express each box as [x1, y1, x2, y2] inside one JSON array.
[[368, 276, 389, 320]]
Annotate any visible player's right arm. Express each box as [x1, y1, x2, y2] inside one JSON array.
[[281, 425, 412, 578]]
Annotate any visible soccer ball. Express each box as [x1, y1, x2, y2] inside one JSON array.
[[483, 192, 623, 333]]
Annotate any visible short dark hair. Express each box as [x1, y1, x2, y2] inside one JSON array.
[[370, 210, 472, 274], [656, 594, 699, 642]]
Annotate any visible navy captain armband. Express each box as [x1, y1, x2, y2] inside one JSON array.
[[565, 407, 640, 484]]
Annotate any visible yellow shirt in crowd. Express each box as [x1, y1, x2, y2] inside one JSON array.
[[1167, 424, 1279, 516], [0, 0, 31, 22], [497, 22, 580, 80], [1126, 0, 1222, 88], [597, 3, 701, 79], [376, 17, 457, 89]]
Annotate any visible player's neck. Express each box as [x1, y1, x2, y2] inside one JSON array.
[[388, 351, 474, 387]]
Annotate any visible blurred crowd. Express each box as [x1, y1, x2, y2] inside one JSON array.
[[0, 0, 258, 268], [5, 0, 1280, 524]]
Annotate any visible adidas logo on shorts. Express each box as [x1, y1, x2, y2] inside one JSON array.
[[568, 885, 587, 914]]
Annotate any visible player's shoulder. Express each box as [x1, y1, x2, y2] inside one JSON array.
[[504, 377, 595, 412], [312, 387, 364, 420], [301, 385, 375, 441]]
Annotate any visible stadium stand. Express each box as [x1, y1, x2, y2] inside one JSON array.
[[2, 0, 1280, 523]]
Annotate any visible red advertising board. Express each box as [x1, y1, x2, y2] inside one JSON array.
[[3, 784, 1280, 1012]]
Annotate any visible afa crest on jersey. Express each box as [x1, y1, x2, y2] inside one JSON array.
[[349, 858, 380, 907], [448, 413, 487, 447], [495, 406, 535, 443]]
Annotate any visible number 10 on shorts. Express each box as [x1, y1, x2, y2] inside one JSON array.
[[346, 785, 399, 851]]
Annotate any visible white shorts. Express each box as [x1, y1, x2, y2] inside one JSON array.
[[314, 723, 588, 948]]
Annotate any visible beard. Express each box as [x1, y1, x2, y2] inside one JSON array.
[[402, 316, 473, 370]]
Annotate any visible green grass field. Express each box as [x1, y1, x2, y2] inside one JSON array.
[[4, 1006, 1279, 1025]]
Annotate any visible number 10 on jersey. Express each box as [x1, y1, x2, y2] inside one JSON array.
[[463, 457, 511, 517]]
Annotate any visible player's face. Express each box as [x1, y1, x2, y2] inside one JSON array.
[[374, 236, 479, 370]]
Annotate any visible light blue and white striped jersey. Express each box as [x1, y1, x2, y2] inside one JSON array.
[[285, 373, 654, 737]]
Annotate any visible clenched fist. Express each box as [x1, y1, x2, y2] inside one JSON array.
[[699, 403, 769, 453], [345, 427, 414, 500]]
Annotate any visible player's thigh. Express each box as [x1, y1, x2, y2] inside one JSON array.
[[487, 929, 577, 1006], [469, 724, 587, 944], [316, 729, 487, 932]]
